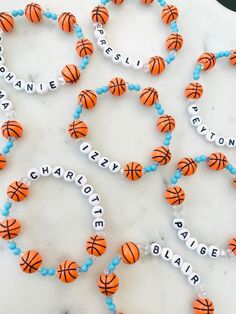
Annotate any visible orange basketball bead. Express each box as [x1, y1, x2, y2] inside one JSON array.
[[1, 120, 23, 139], [123, 162, 143, 181], [58, 12, 76, 32], [57, 260, 78, 283], [68, 120, 88, 139], [25, 3, 42, 23], [165, 186, 185, 205], [98, 273, 119, 296], [230, 50, 236, 66], [139, 87, 159, 107], [78, 90, 97, 110], [109, 77, 127, 96], [76, 38, 94, 58], [193, 298, 215, 314], [141, 0, 154, 4], [0, 154, 7, 170], [61, 64, 80, 84], [228, 238, 236, 255], [20, 250, 42, 274], [161, 5, 179, 24], [120, 241, 140, 264], [156, 115, 176, 133], [207, 152, 228, 171], [233, 178, 236, 188], [111, 0, 125, 4], [86, 234, 107, 257], [166, 33, 183, 51], [185, 82, 203, 100], [7, 181, 29, 202], [178, 158, 198, 176], [148, 56, 166, 76], [152, 146, 171, 166], [0, 13, 14, 32], [197, 52, 216, 71], [0, 218, 21, 240], [91, 6, 109, 25]]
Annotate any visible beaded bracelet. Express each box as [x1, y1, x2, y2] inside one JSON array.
[[165, 152, 236, 259], [0, 89, 23, 170], [0, 3, 94, 95], [67, 77, 176, 181], [91, 0, 183, 76], [98, 241, 214, 314], [0, 165, 107, 282], [185, 50, 236, 148]]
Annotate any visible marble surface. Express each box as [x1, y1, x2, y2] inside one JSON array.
[[0, 0, 236, 313]]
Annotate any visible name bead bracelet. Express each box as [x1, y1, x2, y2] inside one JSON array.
[[91, 0, 183, 76], [98, 241, 214, 313], [165, 152, 236, 259], [0, 165, 107, 283], [67, 77, 176, 181], [0, 3, 94, 95]]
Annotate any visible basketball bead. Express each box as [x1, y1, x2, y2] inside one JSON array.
[[139, 87, 158, 107], [123, 162, 143, 181], [109, 77, 127, 96], [0, 154, 7, 170], [25, 3, 42, 23], [166, 33, 183, 51], [165, 186, 185, 205], [86, 234, 107, 257], [91, 6, 109, 25], [0, 218, 21, 240], [178, 158, 198, 176], [233, 178, 236, 188], [111, 0, 125, 4], [120, 241, 140, 264], [20, 250, 42, 273], [98, 273, 119, 296], [185, 82, 203, 100], [197, 52, 216, 71], [141, 0, 154, 4], [1, 120, 23, 139], [152, 146, 171, 165], [193, 298, 215, 314], [230, 50, 236, 66], [161, 5, 179, 24], [0, 13, 14, 32], [57, 260, 78, 283], [76, 39, 94, 58], [148, 56, 166, 76], [207, 152, 228, 171], [78, 90, 97, 110], [156, 115, 176, 133], [58, 12, 76, 32], [228, 238, 236, 255], [61, 64, 80, 84], [68, 120, 88, 139], [7, 181, 29, 202]]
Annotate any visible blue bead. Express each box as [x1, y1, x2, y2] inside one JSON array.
[[86, 258, 93, 267], [102, 86, 109, 93], [219, 51, 224, 57], [40, 268, 48, 276], [155, 103, 161, 110], [101, 0, 107, 4], [160, 1, 166, 7], [164, 140, 170, 146], [200, 155, 206, 161], [112, 258, 120, 266], [51, 13, 57, 20], [80, 64, 86, 70], [2, 209, 9, 217], [105, 297, 113, 305], [12, 10, 18, 17], [2, 147, 10, 154], [7, 141, 14, 148], [18, 9, 24, 16], [134, 84, 140, 91], [230, 168, 236, 174], [108, 263, 115, 271], [193, 74, 200, 80], [175, 171, 181, 179], [166, 133, 172, 140], [83, 59, 89, 65], [145, 166, 151, 173], [76, 106, 83, 113], [73, 112, 80, 119], [195, 156, 201, 163], [169, 54, 175, 61], [96, 88, 103, 95], [13, 248, 21, 255], [44, 12, 52, 18], [166, 58, 171, 64], [226, 164, 233, 170], [128, 84, 134, 91], [108, 304, 116, 311], [81, 265, 88, 272], [158, 108, 164, 115], [151, 164, 157, 171], [224, 51, 230, 57], [171, 177, 177, 184], [48, 268, 56, 276], [4, 202, 11, 210], [9, 241, 17, 250]]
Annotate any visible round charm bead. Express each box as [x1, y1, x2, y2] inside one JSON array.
[[57, 260, 78, 283], [151, 146, 171, 165], [76, 39, 94, 58], [68, 120, 88, 139], [148, 56, 166, 76], [20, 250, 42, 273], [1, 120, 23, 139], [61, 64, 80, 84], [207, 152, 228, 171], [161, 5, 179, 24], [156, 115, 176, 133], [78, 89, 97, 109], [0, 13, 14, 32], [7, 181, 29, 202], [177, 158, 197, 176], [109, 77, 127, 96], [166, 33, 183, 51], [193, 298, 215, 314], [185, 82, 203, 99], [86, 235, 107, 256], [228, 238, 236, 255], [165, 186, 185, 205], [0, 154, 7, 170], [120, 242, 140, 264], [0, 218, 21, 239], [98, 273, 119, 296], [91, 6, 109, 25], [123, 162, 143, 181], [58, 12, 76, 32], [25, 3, 42, 23], [139, 87, 158, 106], [197, 52, 216, 71]]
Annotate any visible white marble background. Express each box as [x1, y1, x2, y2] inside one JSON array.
[[0, 0, 236, 313]]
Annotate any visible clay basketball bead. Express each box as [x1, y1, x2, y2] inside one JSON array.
[[197, 52, 216, 71], [68, 120, 88, 139], [78, 89, 97, 110], [157, 115, 176, 133], [139, 87, 158, 107], [141, 0, 154, 4], [86, 234, 107, 257], [185, 82, 203, 100], [228, 238, 236, 255], [57, 260, 78, 283], [166, 33, 184, 51], [0, 12, 14, 32], [161, 5, 179, 24], [178, 158, 198, 176], [193, 298, 214, 314], [0, 218, 21, 240], [61, 64, 80, 84], [111, 0, 125, 4], [234, 178, 236, 188], [1, 120, 23, 139], [0, 154, 7, 170], [120, 241, 140, 264], [109, 77, 127, 96], [230, 50, 236, 66], [123, 162, 143, 181], [25, 3, 42, 23], [165, 186, 185, 205], [98, 273, 119, 296], [152, 146, 171, 165], [207, 152, 228, 171], [148, 56, 166, 76], [20, 250, 42, 274], [76, 38, 94, 58], [58, 12, 76, 32], [7, 181, 29, 202], [91, 6, 109, 25]]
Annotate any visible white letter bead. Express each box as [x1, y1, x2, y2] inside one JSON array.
[[197, 124, 208, 135], [81, 184, 94, 196], [180, 262, 193, 276], [187, 104, 200, 115], [0, 45, 3, 54], [0, 55, 4, 64], [109, 161, 121, 173], [36, 83, 48, 95], [190, 115, 202, 127], [94, 27, 106, 39], [186, 237, 198, 250], [52, 166, 65, 178], [13, 79, 25, 91], [97, 38, 108, 49], [205, 131, 217, 142], [4, 72, 16, 84], [178, 228, 190, 241], [89, 193, 101, 206], [103, 46, 114, 58], [122, 56, 132, 67], [0, 89, 6, 100], [27, 168, 40, 181], [188, 272, 201, 287], [63, 170, 76, 182], [25, 82, 36, 94], [161, 247, 173, 262], [173, 218, 185, 230], [215, 136, 226, 147], [0, 100, 12, 112], [0, 66, 7, 76], [75, 174, 87, 187], [133, 59, 144, 70], [227, 137, 236, 148], [88, 150, 100, 162], [39, 165, 52, 176], [171, 254, 183, 268], [208, 245, 220, 259], [93, 218, 105, 231], [197, 243, 208, 256], [92, 205, 104, 218], [80, 142, 92, 154], [98, 157, 110, 168], [112, 53, 123, 64], [150, 243, 162, 256], [48, 80, 58, 91]]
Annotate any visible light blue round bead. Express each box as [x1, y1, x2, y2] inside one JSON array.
[[108, 304, 116, 311], [112, 258, 120, 266], [166, 133, 172, 140], [169, 54, 175, 61], [128, 84, 134, 91], [175, 171, 181, 179], [158, 108, 164, 114], [86, 258, 93, 267], [102, 86, 109, 93], [9, 242, 17, 250], [44, 12, 52, 18], [76, 106, 82, 113], [80, 64, 86, 70], [2, 209, 9, 217], [2, 147, 10, 154], [134, 84, 140, 91], [12, 10, 18, 17], [51, 13, 57, 20], [224, 51, 230, 57], [108, 264, 115, 271], [13, 248, 21, 255], [151, 164, 157, 171], [195, 156, 201, 163], [7, 141, 14, 148], [193, 74, 200, 80], [105, 298, 113, 305], [4, 202, 11, 210], [18, 9, 24, 16], [164, 140, 170, 146], [48, 268, 56, 276], [171, 177, 177, 184], [200, 155, 206, 161], [155, 103, 161, 110], [226, 164, 233, 170], [230, 168, 236, 174], [40, 268, 48, 276], [73, 112, 80, 119], [96, 88, 103, 95], [81, 265, 88, 272], [145, 166, 151, 173], [166, 58, 171, 64]]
